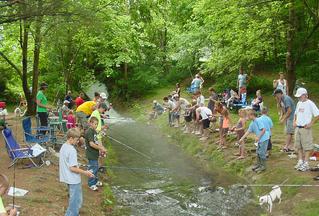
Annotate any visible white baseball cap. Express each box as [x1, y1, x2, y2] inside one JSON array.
[[63, 100, 70, 104], [100, 92, 108, 99], [153, 100, 157, 104], [294, 88, 307, 97]]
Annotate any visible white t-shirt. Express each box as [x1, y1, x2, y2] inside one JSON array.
[[59, 143, 81, 185], [179, 98, 190, 110], [167, 100, 176, 110], [197, 107, 212, 120], [197, 95, 205, 107], [0, 108, 8, 116], [295, 99, 319, 126]]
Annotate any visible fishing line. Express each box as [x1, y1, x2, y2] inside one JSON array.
[[107, 135, 152, 161]]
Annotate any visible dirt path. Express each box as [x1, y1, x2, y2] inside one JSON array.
[[0, 116, 106, 216]]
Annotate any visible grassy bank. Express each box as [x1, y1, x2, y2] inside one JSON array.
[[124, 84, 319, 216]]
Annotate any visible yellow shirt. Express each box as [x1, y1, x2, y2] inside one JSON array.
[[0, 197, 6, 214], [76, 101, 96, 116]]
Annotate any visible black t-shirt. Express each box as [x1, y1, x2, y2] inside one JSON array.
[[85, 127, 99, 160]]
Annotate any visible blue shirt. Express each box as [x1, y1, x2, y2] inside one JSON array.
[[238, 74, 247, 87], [192, 78, 202, 88], [281, 95, 295, 121], [258, 115, 273, 136], [248, 118, 270, 143]]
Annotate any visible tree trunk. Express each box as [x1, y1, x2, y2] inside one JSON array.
[[31, 0, 43, 115], [21, 17, 32, 115], [286, 0, 296, 96], [124, 62, 129, 101]]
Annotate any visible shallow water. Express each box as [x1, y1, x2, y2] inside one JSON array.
[[107, 120, 262, 216], [83, 83, 260, 215]]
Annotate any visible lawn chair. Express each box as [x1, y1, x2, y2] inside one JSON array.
[[231, 93, 248, 111], [2, 127, 46, 168], [186, 83, 199, 94], [22, 117, 50, 145], [49, 111, 68, 135]]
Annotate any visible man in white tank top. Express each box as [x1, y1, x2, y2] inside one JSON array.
[[273, 72, 289, 95]]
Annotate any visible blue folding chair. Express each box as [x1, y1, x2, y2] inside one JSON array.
[[186, 83, 199, 94], [2, 127, 46, 168], [231, 93, 248, 110], [22, 117, 50, 145]]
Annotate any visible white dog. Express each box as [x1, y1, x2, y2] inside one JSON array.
[[259, 185, 282, 213]]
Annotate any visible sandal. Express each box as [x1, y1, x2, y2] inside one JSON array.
[[236, 156, 245, 160], [233, 153, 241, 156]]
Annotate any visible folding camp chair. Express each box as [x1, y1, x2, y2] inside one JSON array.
[[2, 127, 46, 168], [231, 93, 248, 111], [186, 83, 199, 94], [22, 117, 50, 145]]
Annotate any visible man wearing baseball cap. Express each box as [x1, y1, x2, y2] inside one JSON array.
[[273, 89, 295, 152], [293, 88, 319, 172]]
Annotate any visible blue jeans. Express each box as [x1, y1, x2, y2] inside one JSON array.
[[65, 183, 82, 216], [88, 160, 99, 187], [257, 140, 269, 160]]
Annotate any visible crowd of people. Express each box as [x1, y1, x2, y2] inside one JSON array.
[[150, 71, 319, 178], [34, 84, 110, 215]]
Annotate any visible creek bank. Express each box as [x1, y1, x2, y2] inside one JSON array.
[[119, 85, 319, 215]]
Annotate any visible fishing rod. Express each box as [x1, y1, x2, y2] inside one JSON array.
[[79, 164, 169, 174], [107, 135, 152, 161]]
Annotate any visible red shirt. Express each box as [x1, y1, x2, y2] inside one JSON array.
[[75, 97, 85, 107]]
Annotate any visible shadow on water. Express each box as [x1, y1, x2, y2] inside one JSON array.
[[107, 120, 262, 216]]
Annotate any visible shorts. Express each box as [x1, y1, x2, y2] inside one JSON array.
[[202, 118, 210, 129], [267, 137, 272, 150], [184, 114, 192, 122], [285, 119, 294, 134], [222, 128, 229, 137], [76, 111, 89, 129], [37, 112, 48, 127], [295, 127, 313, 151], [239, 86, 247, 94], [172, 112, 180, 119]]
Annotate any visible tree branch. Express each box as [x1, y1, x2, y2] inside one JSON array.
[[303, 0, 319, 23], [0, 50, 22, 78]]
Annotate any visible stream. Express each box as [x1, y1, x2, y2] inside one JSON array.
[[86, 82, 262, 216]]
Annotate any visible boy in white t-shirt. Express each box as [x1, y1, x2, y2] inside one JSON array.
[[59, 128, 94, 215], [293, 88, 319, 172]]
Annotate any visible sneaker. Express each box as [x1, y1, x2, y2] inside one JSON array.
[[89, 185, 98, 191], [96, 181, 103, 187], [298, 162, 310, 172], [294, 160, 303, 170], [199, 137, 208, 141]]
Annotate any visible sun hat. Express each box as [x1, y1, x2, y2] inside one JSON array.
[[100, 92, 108, 99], [294, 88, 307, 98]]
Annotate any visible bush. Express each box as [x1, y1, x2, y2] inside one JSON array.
[[247, 76, 273, 93]]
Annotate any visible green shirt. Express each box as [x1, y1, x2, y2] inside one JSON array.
[[0, 197, 6, 214], [85, 127, 99, 160], [36, 90, 48, 113]]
